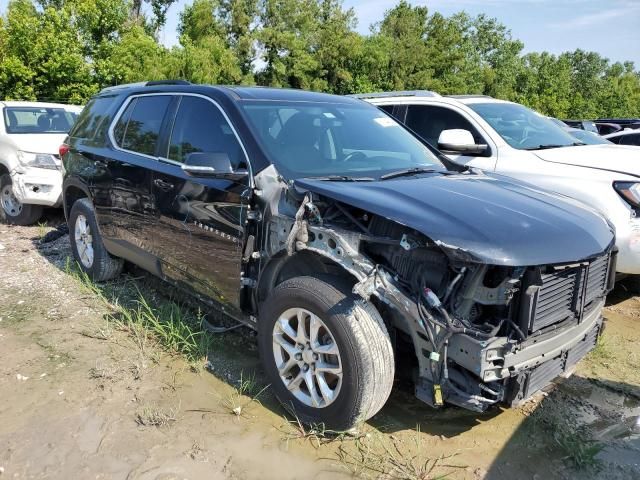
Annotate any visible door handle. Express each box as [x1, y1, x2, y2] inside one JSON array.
[[154, 178, 175, 192]]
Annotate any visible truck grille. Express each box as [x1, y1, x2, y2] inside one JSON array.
[[521, 252, 613, 334]]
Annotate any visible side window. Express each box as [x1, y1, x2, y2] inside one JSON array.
[[621, 133, 640, 146], [167, 96, 245, 168], [114, 96, 171, 156], [405, 105, 486, 149], [378, 105, 395, 116]]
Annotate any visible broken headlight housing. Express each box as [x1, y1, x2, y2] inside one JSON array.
[[16, 150, 59, 170]]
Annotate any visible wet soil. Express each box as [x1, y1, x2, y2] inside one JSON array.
[[0, 213, 639, 479]]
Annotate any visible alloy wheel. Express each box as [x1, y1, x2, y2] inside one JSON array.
[[272, 307, 343, 408], [74, 214, 94, 268]]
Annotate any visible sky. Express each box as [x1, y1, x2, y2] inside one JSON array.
[[158, 0, 640, 66]]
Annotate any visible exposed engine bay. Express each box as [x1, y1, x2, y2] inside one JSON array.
[[246, 168, 615, 412]]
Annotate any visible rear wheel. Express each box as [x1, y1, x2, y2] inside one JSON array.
[[69, 198, 123, 281], [258, 275, 394, 430], [0, 173, 43, 225]]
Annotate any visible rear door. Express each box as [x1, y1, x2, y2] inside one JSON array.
[[100, 95, 172, 271], [149, 94, 250, 313]]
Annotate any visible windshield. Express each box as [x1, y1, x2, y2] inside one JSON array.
[[568, 129, 612, 145], [241, 101, 446, 179], [3, 107, 79, 134], [469, 102, 581, 150]]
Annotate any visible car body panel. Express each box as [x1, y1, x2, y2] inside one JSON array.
[[296, 173, 613, 266]]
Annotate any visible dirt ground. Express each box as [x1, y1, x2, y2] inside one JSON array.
[[1, 212, 639, 480]]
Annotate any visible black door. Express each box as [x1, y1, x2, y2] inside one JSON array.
[[150, 95, 250, 314], [93, 95, 172, 273]]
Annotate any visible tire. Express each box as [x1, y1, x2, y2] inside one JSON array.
[[0, 173, 43, 225], [69, 198, 123, 281], [258, 275, 394, 431]]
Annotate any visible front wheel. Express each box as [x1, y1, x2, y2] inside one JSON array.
[[258, 276, 395, 431], [0, 173, 43, 225]]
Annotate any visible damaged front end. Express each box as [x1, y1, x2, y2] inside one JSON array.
[[258, 182, 616, 413]]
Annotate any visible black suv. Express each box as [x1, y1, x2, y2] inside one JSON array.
[[62, 81, 615, 430]]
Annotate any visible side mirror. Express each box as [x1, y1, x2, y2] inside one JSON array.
[[181, 152, 248, 181], [438, 129, 489, 155]]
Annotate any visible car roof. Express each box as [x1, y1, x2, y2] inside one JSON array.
[[604, 129, 640, 138], [0, 100, 82, 110], [356, 90, 512, 106], [98, 81, 365, 106]]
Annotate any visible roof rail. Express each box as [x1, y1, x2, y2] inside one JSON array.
[[98, 82, 147, 95], [446, 95, 494, 99], [349, 90, 440, 100], [145, 79, 191, 87]]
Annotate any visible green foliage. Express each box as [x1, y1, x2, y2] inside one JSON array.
[[0, 0, 638, 119]]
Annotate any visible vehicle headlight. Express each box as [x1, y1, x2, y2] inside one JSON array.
[[16, 151, 59, 170], [613, 181, 640, 209]]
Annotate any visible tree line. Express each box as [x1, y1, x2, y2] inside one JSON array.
[[0, 0, 639, 119]]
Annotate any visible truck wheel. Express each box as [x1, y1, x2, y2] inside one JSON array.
[[69, 198, 123, 281], [258, 276, 394, 431], [0, 174, 43, 225]]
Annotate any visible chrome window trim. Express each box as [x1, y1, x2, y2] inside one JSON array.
[[107, 92, 253, 183]]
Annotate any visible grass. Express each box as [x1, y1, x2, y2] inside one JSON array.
[[64, 259, 215, 365], [526, 400, 603, 472], [136, 402, 180, 427], [37, 221, 48, 240], [222, 371, 270, 418], [553, 428, 603, 471], [335, 426, 466, 480]]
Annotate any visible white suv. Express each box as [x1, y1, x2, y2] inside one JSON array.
[[359, 92, 640, 275], [0, 101, 82, 225]]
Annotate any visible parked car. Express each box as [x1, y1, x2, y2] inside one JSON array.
[[562, 119, 598, 133], [62, 82, 614, 429], [566, 128, 613, 145], [359, 92, 640, 276], [0, 101, 82, 225], [605, 129, 640, 146], [597, 118, 640, 130], [596, 122, 622, 136]]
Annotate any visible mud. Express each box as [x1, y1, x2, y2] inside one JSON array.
[[1, 214, 639, 479]]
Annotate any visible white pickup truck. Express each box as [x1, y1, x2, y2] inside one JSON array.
[[0, 101, 82, 225], [359, 92, 640, 275]]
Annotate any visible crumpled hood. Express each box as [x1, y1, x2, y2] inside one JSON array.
[[6, 133, 67, 155], [295, 172, 614, 266], [534, 144, 640, 177]]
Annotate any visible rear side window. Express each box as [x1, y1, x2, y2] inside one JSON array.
[[71, 96, 113, 140], [114, 95, 171, 156], [166, 96, 245, 168]]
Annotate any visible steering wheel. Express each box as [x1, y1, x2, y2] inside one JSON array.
[[342, 151, 367, 163]]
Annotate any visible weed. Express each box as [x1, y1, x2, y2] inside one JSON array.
[[37, 221, 48, 240], [223, 374, 270, 418], [335, 427, 465, 480], [279, 413, 361, 449], [553, 428, 603, 470], [65, 259, 215, 364], [136, 402, 180, 427], [337, 428, 467, 480]]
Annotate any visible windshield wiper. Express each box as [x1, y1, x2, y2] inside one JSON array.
[[524, 142, 584, 151], [312, 175, 374, 182], [380, 167, 438, 180]]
